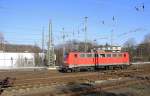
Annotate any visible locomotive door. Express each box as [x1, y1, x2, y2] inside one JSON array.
[[74, 54, 78, 68], [94, 51, 99, 68]]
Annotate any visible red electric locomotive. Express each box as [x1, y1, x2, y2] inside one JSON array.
[[60, 51, 130, 72]]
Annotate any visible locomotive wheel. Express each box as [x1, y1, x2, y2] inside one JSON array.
[[109, 66, 114, 70], [73, 68, 80, 72], [87, 67, 94, 72], [105, 66, 109, 70], [123, 65, 128, 69], [67, 69, 72, 73]]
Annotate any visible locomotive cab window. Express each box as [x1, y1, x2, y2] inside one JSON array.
[[80, 54, 85, 58]]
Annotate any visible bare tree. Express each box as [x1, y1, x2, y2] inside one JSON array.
[[0, 32, 4, 50], [140, 33, 150, 61], [143, 33, 150, 43], [123, 38, 136, 48], [123, 38, 136, 61], [33, 43, 42, 66]]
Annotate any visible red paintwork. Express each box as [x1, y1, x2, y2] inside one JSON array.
[[64, 52, 130, 67]]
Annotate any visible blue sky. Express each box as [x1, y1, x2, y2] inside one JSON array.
[[0, 0, 150, 47]]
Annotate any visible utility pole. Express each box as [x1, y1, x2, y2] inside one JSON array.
[[84, 16, 88, 52], [47, 20, 55, 67], [62, 28, 65, 61], [42, 26, 44, 53], [72, 28, 75, 51], [47, 21, 51, 66], [42, 26, 44, 65], [111, 16, 116, 47], [110, 29, 113, 46]]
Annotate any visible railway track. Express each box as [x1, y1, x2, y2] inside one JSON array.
[[11, 69, 143, 86], [1, 68, 146, 95], [66, 75, 150, 96], [2, 69, 144, 85]]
